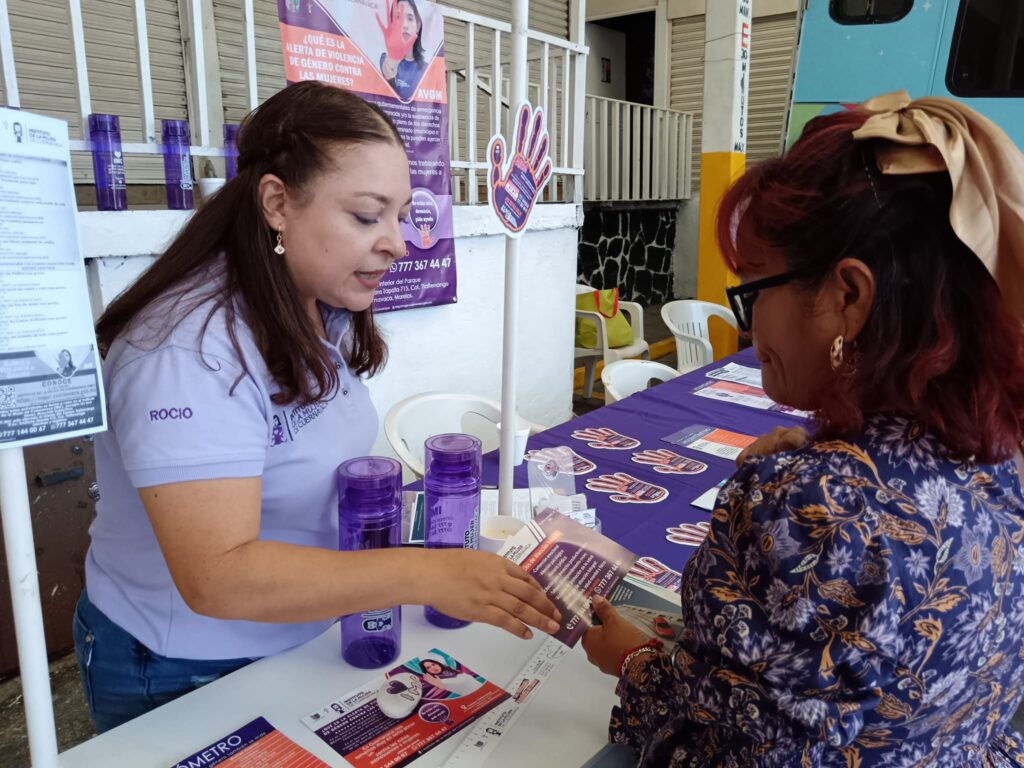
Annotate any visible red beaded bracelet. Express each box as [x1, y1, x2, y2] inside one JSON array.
[[618, 637, 664, 676]]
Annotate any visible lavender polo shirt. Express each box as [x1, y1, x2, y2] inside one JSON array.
[[85, 292, 377, 660]]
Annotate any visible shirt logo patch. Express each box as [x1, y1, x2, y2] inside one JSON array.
[[270, 401, 328, 447]]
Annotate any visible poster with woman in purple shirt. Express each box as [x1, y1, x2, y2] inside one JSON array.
[[279, 0, 457, 312]]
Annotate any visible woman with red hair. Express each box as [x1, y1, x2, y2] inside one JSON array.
[[582, 92, 1024, 766]]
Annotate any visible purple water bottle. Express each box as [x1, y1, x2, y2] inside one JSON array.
[[223, 124, 240, 180], [423, 434, 482, 629], [337, 456, 403, 668], [161, 119, 194, 210], [88, 114, 127, 211]]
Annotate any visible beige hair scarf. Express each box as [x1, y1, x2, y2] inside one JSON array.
[[851, 90, 1024, 321]]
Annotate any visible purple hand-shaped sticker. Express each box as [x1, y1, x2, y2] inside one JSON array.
[[665, 521, 711, 547], [487, 102, 552, 236], [631, 448, 708, 475], [585, 472, 668, 503], [571, 427, 640, 450]]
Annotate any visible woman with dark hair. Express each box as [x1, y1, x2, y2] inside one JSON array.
[[74, 81, 559, 734], [419, 656, 484, 697], [377, 0, 426, 102], [582, 92, 1024, 766], [57, 348, 76, 378]]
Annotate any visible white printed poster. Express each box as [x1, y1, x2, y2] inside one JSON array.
[[0, 107, 106, 448]]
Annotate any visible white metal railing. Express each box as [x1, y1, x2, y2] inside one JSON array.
[[584, 95, 693, 202], [443, 6, 587, 205], [0, 0, 586, 201], [0, 0, 257, 160]]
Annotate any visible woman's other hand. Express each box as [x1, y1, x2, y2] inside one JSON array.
[[736, 426, 810, 467], [420, 550, 561, 639], [581, 595, 648, 677]]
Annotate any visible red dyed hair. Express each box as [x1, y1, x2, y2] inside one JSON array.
[[716, 109, 1024, 463]]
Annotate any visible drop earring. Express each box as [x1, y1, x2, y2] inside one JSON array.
[[830, 335, 844, 372], [274, 230, 285, 256]]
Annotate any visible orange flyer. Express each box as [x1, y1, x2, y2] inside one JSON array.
[[169, 717, 328, 768], [302, 648, 509, 768]]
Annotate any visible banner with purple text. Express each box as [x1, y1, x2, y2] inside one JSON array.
[[278, 0, 457, 312]]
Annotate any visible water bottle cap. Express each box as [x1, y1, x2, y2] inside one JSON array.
[[161, 119, 191, 140], [223, 124, 240, 142], [337, 456, 402, 494], [88, 114, 120, 133], [424, 433, 482, 477]]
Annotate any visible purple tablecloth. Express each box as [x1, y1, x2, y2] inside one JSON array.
[[480, 348, 807, 568]]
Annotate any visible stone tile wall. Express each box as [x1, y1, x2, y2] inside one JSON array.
[[576, 205, 676, 305]]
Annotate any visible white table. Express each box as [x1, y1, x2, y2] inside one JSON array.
[[58, 608, 619, 767]]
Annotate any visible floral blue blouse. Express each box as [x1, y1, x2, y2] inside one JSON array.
[[611, 414, 1024, 766]]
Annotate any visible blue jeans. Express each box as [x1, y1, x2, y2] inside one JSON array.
[[72, 590, 257, 733]]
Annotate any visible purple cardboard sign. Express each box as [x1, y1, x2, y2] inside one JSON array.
[[487, 102, 552, 237], [278, 0, 458, 312]]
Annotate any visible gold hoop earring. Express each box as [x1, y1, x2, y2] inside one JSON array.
[[830, 335, 844, 372], [274, 230, 285, 256]]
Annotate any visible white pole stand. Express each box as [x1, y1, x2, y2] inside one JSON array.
[[1, 446, 60, 767], [498, 236, 521, 517], [497, 0, 530, 518]]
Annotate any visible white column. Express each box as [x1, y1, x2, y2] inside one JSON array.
[[653, 0, 670, 109]]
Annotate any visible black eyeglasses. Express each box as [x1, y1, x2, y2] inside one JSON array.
[[725, 269, 808, 333]]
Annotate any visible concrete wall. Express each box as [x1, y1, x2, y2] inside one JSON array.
[[82, 205, 579, 467], [584, 23, 627, 100], [673, 195, 700, 299]]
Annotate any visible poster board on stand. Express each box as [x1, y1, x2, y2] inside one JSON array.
[[278, 0, 458, 313], [0, 108, 106, 448]]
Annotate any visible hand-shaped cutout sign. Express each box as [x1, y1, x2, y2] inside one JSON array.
[[487, 102, 552, 237]]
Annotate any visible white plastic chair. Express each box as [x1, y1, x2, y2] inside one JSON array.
[[660, 300, 738, 374], [383, 392, 547, 477], [600, 359, 680, 405], [574, 284, 649, 398]]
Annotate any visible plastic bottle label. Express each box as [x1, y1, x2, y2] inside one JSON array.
[[361, 609, 394, 633], [179, 155, 193, 190], [108, 152, 126, 190], [426, 496, 480, 549], [463, 512, 479, 549]]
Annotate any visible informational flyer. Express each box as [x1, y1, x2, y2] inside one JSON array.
[[498, 508, 635, 647], [169, 717, 328, 768], [608, 573, 683, 643], [278, 0, 457, 312], [693, 379, 810, 418], [691, 479, 727, 511], [302, 648, 508, 768], [662, 424, 756, 461], [705, 361, 763, 387], [0, 107, 106, 449]]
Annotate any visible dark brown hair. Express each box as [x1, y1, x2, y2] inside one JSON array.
[[716, 109, 1024, 463], [96, 81, 404, 405]]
